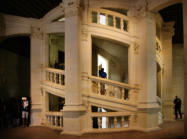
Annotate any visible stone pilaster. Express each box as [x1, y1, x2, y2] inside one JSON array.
[[161, 21, 175, 121], [30, 26, 43, 126]]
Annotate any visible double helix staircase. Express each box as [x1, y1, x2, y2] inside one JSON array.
[[41, 67, 140, 131]]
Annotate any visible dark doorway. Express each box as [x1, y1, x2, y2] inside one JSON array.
[[0, 36, 30, 128]]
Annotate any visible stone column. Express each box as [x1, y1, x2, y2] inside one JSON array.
[[160, 22, 174, 121], [62, 0, 87, 135], [30, 26, 43, 126], [134, 11, 160, 131]]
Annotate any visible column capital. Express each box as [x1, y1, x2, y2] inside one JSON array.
[[161, 21, 175, 37], [64, 0, 81, 18], [128, 4, 156, 20], [30, 26, 43, 40]]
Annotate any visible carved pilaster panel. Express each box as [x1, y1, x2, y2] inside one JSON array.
[[133, 42, 140, 55], [81, 27, 88, 41]]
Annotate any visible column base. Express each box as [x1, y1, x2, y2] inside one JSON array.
[[30, 108, 42, 126], [137, 105, 161, 131], [61, 105, 87, 135]]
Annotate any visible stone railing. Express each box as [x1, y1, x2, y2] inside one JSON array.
[[45, 68, 65, 86], [45, 111, 63, 129], [88, 75, 139, 102], [91, 112, 136, 130], [89, 8, 130, 32]]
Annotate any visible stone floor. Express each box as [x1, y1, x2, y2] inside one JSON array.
[[0, 120, 184, 139]]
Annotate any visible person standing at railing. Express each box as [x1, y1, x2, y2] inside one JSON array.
[[99, 68, 107, 95]]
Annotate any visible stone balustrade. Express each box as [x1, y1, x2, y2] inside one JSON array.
[[45, 111, 63, 129], [89, 8, 130, 32], [91, 112, 136, 130], [45, 68, 65, 86], [89, 75, 139, 102]]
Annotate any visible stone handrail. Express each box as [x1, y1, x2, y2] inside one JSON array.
[[91, 112, 136, 129], [88, 75, 139, 101], [45, 67, 65, 86], [89, 8, 130, 32], [89, 75, 139, 90], [45, 111, 63, 129]]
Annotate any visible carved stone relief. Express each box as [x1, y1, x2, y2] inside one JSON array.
[[31, 26, 43, 40], [81, 27, 88, 41], [133, 42, 140, 54]]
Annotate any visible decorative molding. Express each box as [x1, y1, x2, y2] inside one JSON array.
[[31, 26, 43, 39], [81, 27, 88, 41], [162, 21, 175, 37], [133, 42, 140, 54]]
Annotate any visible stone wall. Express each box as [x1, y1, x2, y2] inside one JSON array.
[[172, 43, 184, 112]]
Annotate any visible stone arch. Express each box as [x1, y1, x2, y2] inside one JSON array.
[[42, 3, 64, 24], [148, 0, 182, 12]]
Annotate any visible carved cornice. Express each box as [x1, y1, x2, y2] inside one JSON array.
[[31, 26, 43, 40]]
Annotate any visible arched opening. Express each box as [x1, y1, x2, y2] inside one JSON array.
[[0, 36, 30, 127]]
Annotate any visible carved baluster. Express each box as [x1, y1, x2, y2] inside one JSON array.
[[45, 115, 49, 126], [105, 84, 109, 96], [54, 73, 57, 84], [48, 116, 50, 126], [113, 16, 116, 28], [114, 87, 118, 98], [121, 116, 125, 128], [106, 14, 108, 25], [98, 82, 101, 94], [124, 116, 129, 127], [45, 71, 49, 81], [59, 74, 62, 85], [49, 116, 52, 127], [55, 116, 57, 127], [63, 75, 65, 85], [114, 117, 117, 128], [48, 72, 50, 81], [98, 11, 100, 25], [98, 117, 102, 129], [50, 72, 53, 82], [60, 116, 62, 127], [121, 18, 123, 31], [106, 117, 109, 129], [121, 88, 125, 100]]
